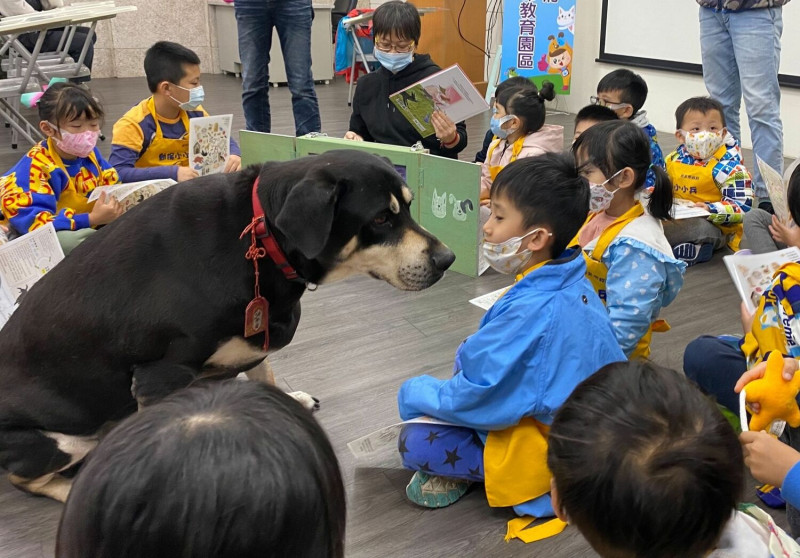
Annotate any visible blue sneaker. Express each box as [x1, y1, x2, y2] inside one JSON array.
[[673, 242, 714, 267], [405, 471, 470, 508]]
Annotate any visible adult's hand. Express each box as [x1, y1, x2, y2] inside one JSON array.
[[344, 131, 364, 141]]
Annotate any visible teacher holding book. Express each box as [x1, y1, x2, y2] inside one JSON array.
[[344, 0, 468, 159]]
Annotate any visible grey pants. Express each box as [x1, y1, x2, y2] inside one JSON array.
[[743, 208, 785, 254], [662, 217, 727, 250]]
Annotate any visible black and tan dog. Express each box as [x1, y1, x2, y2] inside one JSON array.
[[0, 150, 454, 502]]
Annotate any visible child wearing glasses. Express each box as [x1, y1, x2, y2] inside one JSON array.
[[591, 69, 664, 189], [344, 0, 468, 158]]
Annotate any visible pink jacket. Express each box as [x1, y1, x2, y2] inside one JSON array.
[[479, 124, 564, 201]]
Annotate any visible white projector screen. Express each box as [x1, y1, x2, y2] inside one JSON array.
[[599, 0, 800, 88]]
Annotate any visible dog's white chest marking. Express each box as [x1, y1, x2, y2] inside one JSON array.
[[205, 337, 268, 369]]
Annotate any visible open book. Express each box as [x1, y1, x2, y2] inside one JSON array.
[[389, 64, 489, 138], [0, 224, 64, 329], [724, 247, 800, 314], [189, 114, 233, 176], [757, 156, 791, 225], [89, 179, 176, 214]]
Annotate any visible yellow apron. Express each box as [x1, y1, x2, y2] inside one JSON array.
[[135, 97, 191, 168], [48, 137, 103, 218], [667, 143, 742, 250], [482, 136, 526, 202], [575, 203, 669, 360], [483, 260, 568, 543]]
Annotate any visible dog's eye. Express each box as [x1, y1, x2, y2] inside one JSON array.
[[373, 214, 388, 226]]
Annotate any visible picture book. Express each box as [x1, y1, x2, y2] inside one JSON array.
[[189, 114, 233, 176], [724, 247, 800, 314], [757, 156, 791, 225], [671, 200, 711, 220], [0, 223, 63, 329], [89, 179, 176, 214], [389, 64, 489, 138]]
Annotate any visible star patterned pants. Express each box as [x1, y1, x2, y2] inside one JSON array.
[[399, 423, 485, 482]]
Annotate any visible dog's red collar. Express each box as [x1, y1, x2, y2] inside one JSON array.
[[241, 177, 300, 282]]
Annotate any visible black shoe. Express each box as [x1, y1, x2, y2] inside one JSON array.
[[759, 201, 775, 215]]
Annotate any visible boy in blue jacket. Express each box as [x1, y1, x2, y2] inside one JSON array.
[[397, 153, 625, 542]]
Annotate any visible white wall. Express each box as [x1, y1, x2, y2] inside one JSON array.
[[557, 0, 800, 158]]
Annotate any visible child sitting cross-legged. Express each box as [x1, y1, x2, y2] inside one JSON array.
[[397, 153, 625, 543], [548, 360, 800, 558], [664, 96, 753, 266]]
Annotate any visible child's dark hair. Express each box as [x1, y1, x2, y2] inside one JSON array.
[[144, 41, 201, 93], [548, 361, 743, 558], [574, 104, 619, 127], [373, 0, 421, 44], [56, 381, 346, 558], [573, 120, 673, 220], [37, 82, 104, 126], [675, 96, 726, 129], [496, 82, 555, 135], [788, 163, 800, 226], [494, 76, 535, 100], [597, 69, 648, 114], [492, 152, 588, 257]]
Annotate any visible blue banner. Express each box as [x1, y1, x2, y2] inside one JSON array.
[[500, 0, 575, 95]]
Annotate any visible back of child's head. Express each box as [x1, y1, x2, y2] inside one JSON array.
[[56, 380, 346, 558], [597, 69, 648, 115], [37, 82, 104, 126], [494, 76, 535, 100], [574, 104, 619, 128], [492, 152, 588, 257], [674, 96, 726, 130], [788, 163, 800, 225], [144, 41, 201, 93], [496, 82, 556, 135], [372, 0, 421, 43], [548, 361, 743, 558], [573, 120, 673, 220]]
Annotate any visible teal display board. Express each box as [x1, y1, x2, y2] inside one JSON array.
[[239, 131, 296, 167], [239, 133, 481, 276], [418, 153, 480, 277]]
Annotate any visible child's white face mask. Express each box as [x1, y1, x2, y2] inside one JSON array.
[[681, 130, 725, 161], [482, 228, 550, 275], [588, 169, 624, 213]]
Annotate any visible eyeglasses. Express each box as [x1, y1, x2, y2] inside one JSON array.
[[374, 41, 415, 53], [589, 96, 630, 110]]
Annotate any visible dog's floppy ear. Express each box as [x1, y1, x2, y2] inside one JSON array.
[[274, 176, 338, 259]]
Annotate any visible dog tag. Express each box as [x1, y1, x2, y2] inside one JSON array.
[[244, 297, 268, 338]]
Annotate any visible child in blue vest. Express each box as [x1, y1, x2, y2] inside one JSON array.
[[397, 153, 624, 543]]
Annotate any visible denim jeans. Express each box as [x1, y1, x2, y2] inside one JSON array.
[[699, 6, 784, 199], [235, 0, 321, 135]]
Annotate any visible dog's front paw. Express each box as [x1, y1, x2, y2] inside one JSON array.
[[288, 391, 320, 412]]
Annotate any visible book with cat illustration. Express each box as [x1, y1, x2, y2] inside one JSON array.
[[389, 64, 489, 138]]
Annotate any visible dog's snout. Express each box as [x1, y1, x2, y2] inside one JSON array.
[[431, 244, 455, 272]]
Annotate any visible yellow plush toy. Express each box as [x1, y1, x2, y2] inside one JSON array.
[[745, 351, 800, 432]]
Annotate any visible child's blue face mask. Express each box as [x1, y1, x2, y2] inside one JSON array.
[[171, 84, 205, 111], [490, 114, 515, 139], [373, 49, 413, 73]]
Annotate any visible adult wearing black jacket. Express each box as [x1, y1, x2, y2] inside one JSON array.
[[344, 1, 467, 159]]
